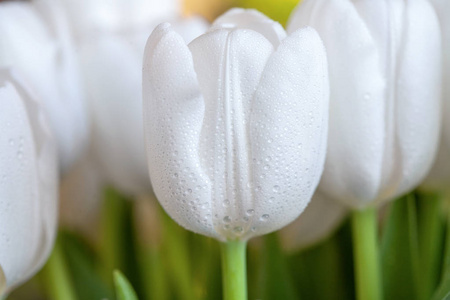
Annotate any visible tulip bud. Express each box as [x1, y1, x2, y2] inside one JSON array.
[[143, 9, 329, 241], [0, 0, 89, 174], [75, 8, 208, 196], [0, 69, 58, 296], [288, 0, 442, 208]]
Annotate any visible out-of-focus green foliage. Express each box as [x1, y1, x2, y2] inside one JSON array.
[[114, 270, 139, 300], [236, 0, 301, 26]]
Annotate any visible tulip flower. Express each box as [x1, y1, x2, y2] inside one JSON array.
[[289, 0, 441, 210], [280, 191, 347, 252], [288, 1, 441, 299], [143, 9, 329, 299], [68, 1, 207, 196], [0, 70, 58, 297], [0, 0, 89, 174]]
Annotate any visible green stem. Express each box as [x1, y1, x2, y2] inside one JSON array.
[[351, 207, 382, 300], [220, 240, 247, 300], [41, 239, 78, 300], [417, 192, 444, 300]]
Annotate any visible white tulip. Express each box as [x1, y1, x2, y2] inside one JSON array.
[[0, 0, 89, 174], [143, 9, 329, 241], [75, 10, 207, 195], [59, 0, 180, 40], [421, 0, 450, 192], [288, 0, 442, 209], [0, 70, 58, 296], [280, 191, 347, 252]]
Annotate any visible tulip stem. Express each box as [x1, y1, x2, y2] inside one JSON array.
[[351, 207, 382, 300], [220, 240, 247, 300]]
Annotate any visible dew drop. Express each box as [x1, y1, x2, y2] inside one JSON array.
[[223, 216, 231, 223], [233, 226, 243, 234], [272, 185, 280, 193], [246, 209, 254, 216], [260, 214, 270, 221]]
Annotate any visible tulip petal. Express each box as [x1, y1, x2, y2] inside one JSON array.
[[212, 8, 286, 47], [280, 191, 347, 252], [249, 27, 329, 237], [188, 28, 274, 239], [394, 0, 441, 197], [143, 24, 216, 238]]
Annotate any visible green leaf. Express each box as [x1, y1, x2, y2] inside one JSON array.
[[114, 270, 139, 300], [416, 191, 445, 299], [381, 194, 421, 300], [40, 238, 78, 300], [287, 219, 354, 300], [159, 206, 195, 300], [261, 233, 298, 300], [431, 207, 450, 300], [60, 231, 115, 300]]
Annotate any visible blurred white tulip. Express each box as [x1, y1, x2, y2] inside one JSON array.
[[288, 0, 442, 209], [143, 9, 329, 241], [73, 7, 208, 196], [280, 191, 347, 252], [59, 0, 181, 40], [421, 0, 450, 192], [0, 70, 58, 296], [0, 0, 89, 174]]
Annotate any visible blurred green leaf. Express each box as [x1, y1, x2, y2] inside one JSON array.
[[261, 233, 298, 300], [100, 188, 144, 298], [431, 207, 450, 300], [160, 206, 195, 300], [416, 191, 445, 299], [381, 194, 421, 300], [288, 219, 354, 300], [114, 270, 139, 300], [40, 238, 77, 300], [60, 231, 114, 300]]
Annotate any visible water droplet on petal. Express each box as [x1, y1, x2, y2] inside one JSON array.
[[260, 214, 269, 222]]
